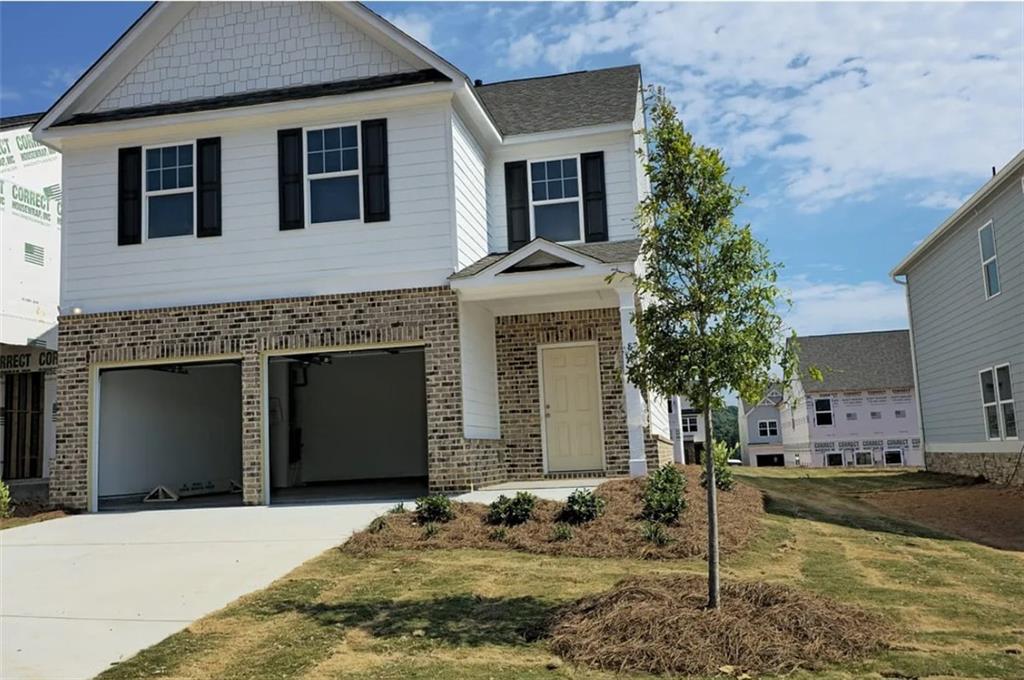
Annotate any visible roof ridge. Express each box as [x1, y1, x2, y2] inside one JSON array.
[[475, 63, 640, 88]]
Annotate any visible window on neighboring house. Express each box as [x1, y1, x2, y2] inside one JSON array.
[[825, 452, 844, 467], [894, 410, 906, 419], [982, 364, 1017, 440], [884, 449, 904, 466], [978, 221, 1000, 298], [529, 157, 581, 242], [306, 125, 360, 224], [870, 411, 882, 420], [145, 143, 194, 238], [680, 415, 699, 434], [854, 450, 873, 466], [846, 412, 857, 421], [814, 398, 833, 426], [757, 420, 778, 437]]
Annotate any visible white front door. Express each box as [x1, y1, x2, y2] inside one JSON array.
[[541, 344, 604, 472]]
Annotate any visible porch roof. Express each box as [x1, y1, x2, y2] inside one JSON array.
[[450, 238, 641, 280]]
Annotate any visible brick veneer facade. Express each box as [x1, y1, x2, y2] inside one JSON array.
[[495, 307, 631, 480]]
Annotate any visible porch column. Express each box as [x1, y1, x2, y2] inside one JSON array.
[[669, 395, 684, 464], [615, 286, 648, 477]]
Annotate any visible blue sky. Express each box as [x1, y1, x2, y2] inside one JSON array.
[[2, 2, 1021, 336]]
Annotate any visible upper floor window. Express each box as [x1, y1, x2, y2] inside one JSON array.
[[757, 420, 778, 437], [870, 411, 882, 419], [306, 125, 360, 224], [814, 398, 833, 426], [529, 157, 581, 242], [894, 409, 907, 419], [145, 143, 194, 238], [680, 415, 699, 433], [846, 412, 858, 421], [981, 364, 1017, 440], [978, 221, 1000, 298]]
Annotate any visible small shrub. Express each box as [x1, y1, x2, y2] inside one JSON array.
[[388, 502, 406, 514], [641, 465, 686, 524], [552, 523, 574, 542], [486, 491, 536, 526], [558, 488, 606, 525], [0, 480, 11, 519], [700, 441, 736, 491], [641, 520, 670, 546], [415, 494, 454, 523], [422, 522, 440, 538], [489, 527, 509, 542], [367, 516, 388, 533]]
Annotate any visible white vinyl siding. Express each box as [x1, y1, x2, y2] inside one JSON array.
[[60, 104, 454, 312], [648, 392, 670, 438], [451, 112, 488, 269]]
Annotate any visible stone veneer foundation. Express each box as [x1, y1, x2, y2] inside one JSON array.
[[925, 450, 1024, 486], [53, 288, 651, 510]]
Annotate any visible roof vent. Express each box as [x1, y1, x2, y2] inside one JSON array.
[[474, 79, 483, 87]]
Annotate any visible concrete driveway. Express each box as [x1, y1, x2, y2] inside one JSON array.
[[1, 500, 401, 680]]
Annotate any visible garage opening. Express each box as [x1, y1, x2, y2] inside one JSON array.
[[267, 346, 428, 504], [97, 360, 242, 511], [756, 453, 785, 467]]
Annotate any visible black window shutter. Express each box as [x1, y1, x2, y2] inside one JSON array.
[[504, 160, 530, 250], [196, 137, 221, 237], [277, 128, 304, 230], [361, 118, 389, 222], [581, 151, 608, 242], [117, 147, 142, 245]]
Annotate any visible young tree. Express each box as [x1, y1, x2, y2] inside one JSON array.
[[624, 88, 800, 609]]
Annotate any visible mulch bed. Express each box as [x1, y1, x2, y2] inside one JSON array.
[[549, 574, 890, 676], [343, 465, 764, 560]]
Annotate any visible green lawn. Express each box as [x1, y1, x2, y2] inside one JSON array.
[[98, 468, 1024, 679]]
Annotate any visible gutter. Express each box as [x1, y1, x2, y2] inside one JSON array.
[[892, 272, 927, 464]]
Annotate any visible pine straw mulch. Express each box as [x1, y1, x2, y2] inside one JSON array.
[[343, 465, 764, 560], [549, 574, 891, 677]]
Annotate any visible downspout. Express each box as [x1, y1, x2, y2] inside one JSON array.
[[892, 272, 927, 467]]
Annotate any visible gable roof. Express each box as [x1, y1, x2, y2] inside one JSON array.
[[793, 330, 914, 393], [740, 383, 785, 413], [475, 65, 642, 136], [451, 238, 641, 279]]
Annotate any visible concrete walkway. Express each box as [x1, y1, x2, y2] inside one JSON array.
[[0, 500, 401, 680]]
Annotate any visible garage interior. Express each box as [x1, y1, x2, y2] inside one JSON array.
[[267, 347, 429, 504], [97, 361, 243, 511]]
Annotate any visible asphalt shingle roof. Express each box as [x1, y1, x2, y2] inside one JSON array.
[[450, 238, 641, 279], [794, 330, 914, 393], [475, 65, 641, 136], [0, 112, 43, 131]]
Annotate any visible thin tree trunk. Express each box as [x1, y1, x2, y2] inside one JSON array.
[[704, 406, 720, 609]]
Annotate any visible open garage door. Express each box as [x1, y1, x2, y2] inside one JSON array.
[[267, 347, 428, 503], [97, 360, 242, 510]]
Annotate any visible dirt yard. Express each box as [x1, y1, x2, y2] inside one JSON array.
[[863, 484, 1024, 551]]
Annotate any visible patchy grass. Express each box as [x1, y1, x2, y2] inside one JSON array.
[[96, 468, 1024, 680], [0, 509, 67, 531], [345, 466, 763, 560]]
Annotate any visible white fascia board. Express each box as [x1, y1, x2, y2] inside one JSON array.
[[452, 270, 620, 302], [470, 239, 607, 279], [502, 122, 634, 146], [891, 148, 1024, 276], [39, 85, 456, 147]]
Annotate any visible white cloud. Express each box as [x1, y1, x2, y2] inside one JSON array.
[[914, 190, 971, 211], [782, 277, 908, 336], [508, 3, 1023, 211], [387, 12, 435, 49], [504, 33, 544, 70]]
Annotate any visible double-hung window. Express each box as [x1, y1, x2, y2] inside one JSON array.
[[757, 420, 778, 437], [306, 124, 360, 224], [529, 157, 582, 242], [978, 221, 1000, 298], [144, 143, 194, 238], [680, 415, 699, 434], [814, 398, 833, 426], [981, 364, 1017, 439]]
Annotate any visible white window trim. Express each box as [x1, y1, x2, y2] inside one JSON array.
[[981, 363, 1018, 441], [883, 448, 904, 466], [977, 220, 1000, 300], [853, 450, 874, 466], [142, 140, 196, 241], [680, 415, 699, 434], [302, 122, 363, 228], [757, 419, 778, 437], [527, 154, 584, 244], [814, 398, 833, 427], [825, 452, 845, 467]]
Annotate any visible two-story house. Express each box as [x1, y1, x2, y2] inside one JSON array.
[[741, 331, 923, 468], [1, 113, 61, 504], [31, 2, 674, 512], [891, 151, 1022, 484]]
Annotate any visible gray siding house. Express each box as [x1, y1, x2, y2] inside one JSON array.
[[892, 151, 1023, 484], [738, 385, 785, 466]]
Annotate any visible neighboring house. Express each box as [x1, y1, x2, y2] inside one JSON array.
[[738, 384, 785, 466], [667, 396, 706, 464], [31, 2, 673, 512], [738, 331, 923, 468], [891, 151, 1023, 484], [0, 113, 61, 503]]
